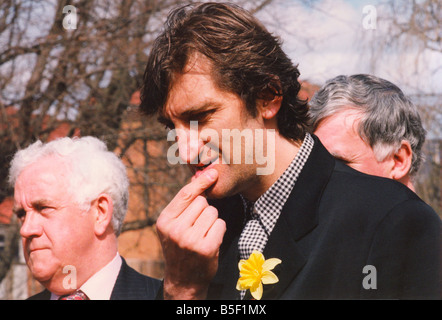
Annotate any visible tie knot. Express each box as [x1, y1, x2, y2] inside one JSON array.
[[59, 290, 89, 300], [249, 211, 259, 221], [243, 200, 255, 220]]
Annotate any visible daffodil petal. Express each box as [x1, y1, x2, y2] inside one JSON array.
[[238, 259, 246, 270], [262, 258, 282, 271], [251, 250, 264, 258], [261, 270, 279, 284], [238, 276, 256, 289], [251, 281, 263, 300], [250, 251, 265, 267], [237, 251, 282, 297], [241, 262, 256, 273]]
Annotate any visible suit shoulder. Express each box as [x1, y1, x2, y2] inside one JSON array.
[[27, 289, 51, 300], [326, 160, 439, 222], [333, 160, 423, 202], [111, 258, 162, 300], [122, 261, 162, 289], [381, 197, 441, 233]]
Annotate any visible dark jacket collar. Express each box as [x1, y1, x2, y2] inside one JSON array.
[[260, 135, 334, 299], [208, 135, 335, 299]]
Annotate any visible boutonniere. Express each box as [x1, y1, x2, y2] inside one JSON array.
[[236, 251, 282, 300]]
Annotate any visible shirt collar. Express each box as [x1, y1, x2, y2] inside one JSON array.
[[50, 253, 122, 300], [241, 133, 314, 235]]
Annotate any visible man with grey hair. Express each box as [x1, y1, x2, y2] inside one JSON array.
[[9, 136, 161, 300], [309, 74, 426, 191]]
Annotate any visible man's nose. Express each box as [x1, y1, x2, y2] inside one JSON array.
[[176, 128, 205, 164], [20, 211, 43, 239]]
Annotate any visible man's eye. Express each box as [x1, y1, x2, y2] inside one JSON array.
[[162, 120, 175, 130], [35, 205, 55, 214], [15, 209, 26, 220], [190, 110, 215, 124], [157, 115, 175, 130], [190, 117, 208, 125]]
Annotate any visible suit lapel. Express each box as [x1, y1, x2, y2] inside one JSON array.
[[27, 289, 51, 300], [208, 136, 335, 300], [110, 258, 131, 300], [261, 135, 335, 299], [207, 196, 245, 299]]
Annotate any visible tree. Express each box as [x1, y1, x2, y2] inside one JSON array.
[[0, 0, 274, 292], [358, 0, 441, 215]]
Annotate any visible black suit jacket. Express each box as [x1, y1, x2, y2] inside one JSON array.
[[207, 135, 441, 299], [27, 258, 161, 300]]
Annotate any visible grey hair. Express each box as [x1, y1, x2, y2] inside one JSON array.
[[8, 136, 129, 236], [309, 74, 426, 176]]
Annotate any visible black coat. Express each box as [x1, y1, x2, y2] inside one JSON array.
[[207, 135, 441, 299]]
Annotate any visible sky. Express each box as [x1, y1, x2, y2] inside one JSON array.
[[3, 0, 440, 97], [1, 0, 439, 134], [255, 0, 442, 96]]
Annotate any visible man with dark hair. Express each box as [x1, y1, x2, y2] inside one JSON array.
[[309, 74, 426, 191], [141, 2, 441, 299]]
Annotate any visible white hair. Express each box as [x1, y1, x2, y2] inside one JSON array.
[[9, 136, 129, 236]]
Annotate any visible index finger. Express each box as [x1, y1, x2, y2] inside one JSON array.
[[163, 169, 219, 218]]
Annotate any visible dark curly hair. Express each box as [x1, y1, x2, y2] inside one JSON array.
[[140, 2, 309, 141]]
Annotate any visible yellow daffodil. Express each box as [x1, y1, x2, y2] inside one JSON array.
[[236, 251, 281, 300]]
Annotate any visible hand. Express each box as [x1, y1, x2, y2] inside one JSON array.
[[156, 169, 226, 299]]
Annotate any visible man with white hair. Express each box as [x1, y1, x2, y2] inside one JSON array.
[[9, 136, 161, 300], [309, 74, 426, 191]]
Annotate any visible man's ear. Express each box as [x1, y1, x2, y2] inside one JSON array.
[[91, 193, 114, 237], [390, 140, 413, 182], [260, 96, 282, 120], [257, 79, 283, 121], [257, 89, 282, 121]]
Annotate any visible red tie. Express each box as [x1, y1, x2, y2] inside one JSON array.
[[59, 290, 89, 300]]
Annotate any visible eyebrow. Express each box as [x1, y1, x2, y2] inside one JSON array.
[[180, 102, 220, 119], [13, 199, 53, 215], [160, 101, 221, 125]]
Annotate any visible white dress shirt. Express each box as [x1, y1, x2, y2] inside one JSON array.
[[51, 253, 122, 300]]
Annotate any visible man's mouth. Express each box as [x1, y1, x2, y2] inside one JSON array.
[[192, 161, 215, 178], [28, 247, 48, 255]]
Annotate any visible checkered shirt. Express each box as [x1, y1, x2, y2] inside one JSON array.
[[237, 133, 314, 299], [238, 133, 314, 260]]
